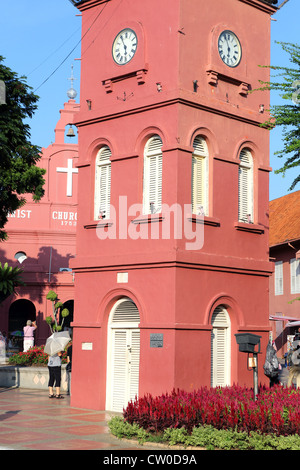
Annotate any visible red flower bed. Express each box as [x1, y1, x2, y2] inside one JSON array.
[[8, 346, 67, 366], [124, 385, 300, 437]]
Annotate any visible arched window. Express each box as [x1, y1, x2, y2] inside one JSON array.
[[94, 146, 111, 220], [211, 306, 231, 387], [238, 148, 253, 223], [143, 135, 163, 214], [192, 136, 209, 215]]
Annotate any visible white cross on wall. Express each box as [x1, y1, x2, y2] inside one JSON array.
[[56, 159, 78, 197]]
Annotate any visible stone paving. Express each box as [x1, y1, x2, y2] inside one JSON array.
[[0, 364, 294, 453], [0, 387, 157, 451]]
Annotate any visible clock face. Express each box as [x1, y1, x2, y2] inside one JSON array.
[[218, 30, 242, 68], [112, 29, 138, 65]]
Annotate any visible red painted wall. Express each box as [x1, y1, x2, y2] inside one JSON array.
[[70, 0, 276, 410]]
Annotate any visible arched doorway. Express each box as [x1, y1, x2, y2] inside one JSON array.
[[9, 299, 36, 350], [9, 299, 36, 332], [106, 297, 140, 412], [211, 305, 231, 387], [60, 300, 74, 330]]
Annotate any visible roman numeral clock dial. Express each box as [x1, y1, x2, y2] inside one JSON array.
[[218, 30, 242, 68], [112, 28, 138, 65]]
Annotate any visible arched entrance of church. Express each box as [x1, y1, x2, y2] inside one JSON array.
[[211, 305, 231, 387], [105, 297, 140, 412], [9, 299, 36, 332], [8, 299, 36, 349], [59, 299, 74, 330]]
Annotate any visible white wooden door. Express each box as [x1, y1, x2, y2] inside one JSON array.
[[106, 299, 140, 412], [110, 329, 140, 412], [211, 306, 231, 387]]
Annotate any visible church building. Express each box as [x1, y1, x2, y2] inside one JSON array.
[[70, 0, 277, 411], [0, 85, 79, 347]]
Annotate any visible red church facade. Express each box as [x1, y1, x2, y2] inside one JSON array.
[[70, 0, 276, 411], [0, 96, 79, 347]]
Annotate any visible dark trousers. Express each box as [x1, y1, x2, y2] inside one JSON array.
[[48, 366, 61, 387]]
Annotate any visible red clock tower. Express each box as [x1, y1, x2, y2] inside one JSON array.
[[70, 0, 277, 411]]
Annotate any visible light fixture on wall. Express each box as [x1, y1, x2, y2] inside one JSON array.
[[14, 251, 27, 264]]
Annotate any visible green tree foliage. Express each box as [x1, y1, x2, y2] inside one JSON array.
[[259, 42, 300, 190], [0, 261, 25, 303], [0, 56, 45, 241]]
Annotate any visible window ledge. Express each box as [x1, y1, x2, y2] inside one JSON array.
[[234, 221, 264, 234], [131, 213, 164, 224], [187, 214, 220, 227], [84, 218, 114, 229]]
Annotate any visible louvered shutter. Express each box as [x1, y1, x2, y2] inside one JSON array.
[[129, 330, 140, 402], [275, 261, 283, 295], [211, 306, 230, 387], [290, 258, 300, 294], [112, 299, 140, 324], [192, 136, 209, 215], [94, 146, 111, 219], [238, 149, 253, 223], [107, 299, 140, 412], [290, 259, 296, 294], [143, 136, 163, 214], [111, 330, 127, 411]]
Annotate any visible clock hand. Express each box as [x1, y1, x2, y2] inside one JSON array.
[[225, 39, 231, 57], [120, 36, 127, 54]]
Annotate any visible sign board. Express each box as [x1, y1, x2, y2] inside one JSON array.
[[150, 333, 163, 348]]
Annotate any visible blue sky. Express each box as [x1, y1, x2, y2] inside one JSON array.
[[1, 0, 299, 201]]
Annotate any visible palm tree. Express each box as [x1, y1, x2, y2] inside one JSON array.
[[0, 262, 25, 303]]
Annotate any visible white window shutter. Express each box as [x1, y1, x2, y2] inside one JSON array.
[[94, 146, 111, 219], [192, 136, 209, 215], [143, 136, 163, 214], [238, 149, 253, 223], [275, 261, 283, 295], [290, 258, 300, 294]]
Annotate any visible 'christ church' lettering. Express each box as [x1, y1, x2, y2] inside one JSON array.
[[8, 210, 32, 219]]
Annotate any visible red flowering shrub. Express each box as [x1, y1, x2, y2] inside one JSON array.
[[8, 346, 67, 366], [124, 385, 300, 437]]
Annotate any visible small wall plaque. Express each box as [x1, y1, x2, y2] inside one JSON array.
[[150, 333, 163, 348], [82, 342, 93, 350], [117, 272, 128, 283]]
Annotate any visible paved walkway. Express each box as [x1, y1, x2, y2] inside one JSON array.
[[0, 365, 293, 452], [0, 387, 158, 451]]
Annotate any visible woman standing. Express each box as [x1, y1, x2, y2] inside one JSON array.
[[23, 320, 37, 351], [48, 351, 64, 399]]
